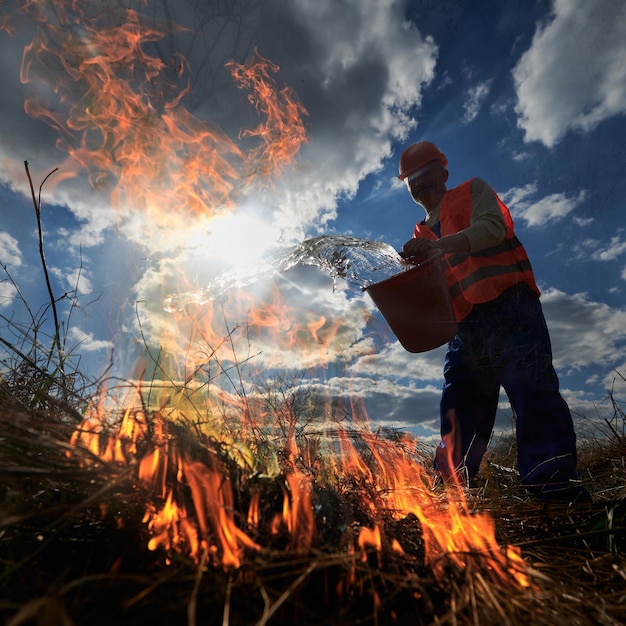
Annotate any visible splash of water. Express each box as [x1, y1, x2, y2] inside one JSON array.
[[163, 235, 411, 312]]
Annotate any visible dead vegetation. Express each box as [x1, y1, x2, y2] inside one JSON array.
[[1, 166, 624, 624], [0, 378, 624, 626]]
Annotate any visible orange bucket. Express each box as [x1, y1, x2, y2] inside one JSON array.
[[365, 251, 458, 352]]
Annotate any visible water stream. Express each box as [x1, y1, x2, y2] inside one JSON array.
[[163, 235, 412, 312]]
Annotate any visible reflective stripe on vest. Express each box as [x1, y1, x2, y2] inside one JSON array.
[[413, 179, 539, 320]]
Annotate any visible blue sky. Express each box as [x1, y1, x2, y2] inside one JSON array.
[[1, 0, 625, 443]]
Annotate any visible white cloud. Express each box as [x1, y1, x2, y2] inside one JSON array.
[[1, 1, 439, 255], [69, 327, 114, 353], [252, 0, 438, 240], [43, 0, 440, 374], [51, 265, 93, 296], [513, 0, 626, 147], [601, 368, 626, 406], [592, 234, 626, 262], [512, 151, 531, 162], [0, 280, 17, 308], [462, 79, 493, 123], [0, 231, 22, 268], [500, 182, 537, 206], [0, 0, 443, 396], [320, 372, 443, 437], [572, 216, 594, 228], [351, 339, 445, 382], [3, 0, 622, 442], [501, 184, 587, 227], [542, 288, 626, 372], [67, 268, 93, 296], [520, 190, 586, 227]]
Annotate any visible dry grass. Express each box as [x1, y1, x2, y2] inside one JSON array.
[[4, 160, 622, 624], [0, 377, 624, 626]]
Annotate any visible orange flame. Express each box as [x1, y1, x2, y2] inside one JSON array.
[[283, 470, 316, 551], [182, 456, 260, 568], [357, 526, 382, 563], [143, 490, 201, 563], [70, 407, 147, 465], [69, 395, 532, 589], [227, 48, 309, 180], [332, 428, 532, 588], [17, 2, 308, 232], [244, 284, 345, 363]]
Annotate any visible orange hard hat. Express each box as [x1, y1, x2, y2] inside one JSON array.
[[398, 141, 448, 180]]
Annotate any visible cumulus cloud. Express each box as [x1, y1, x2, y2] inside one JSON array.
[[0, 0, 444, 405], [542, 288, 626, 372], [1, 0, 438, 254], [2, 0, 622, 440], [513, 0, 626, 147], [254, 0, 438, 240], [351, 340, 445, 382], [501, 184, 587, 227], [51, 266, 94, 296]]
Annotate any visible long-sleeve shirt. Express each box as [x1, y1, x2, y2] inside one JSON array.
[[419, 177, 507, 253]]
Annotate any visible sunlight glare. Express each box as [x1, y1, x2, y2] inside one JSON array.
[[200, 211, 278, 268]]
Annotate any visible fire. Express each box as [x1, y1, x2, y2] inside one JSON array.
[[10, 0, 534, 594], [334, 428, 532, 588], [70, 400, 533, 589], [69, 407, 146, 465], [358, 526, 382, 562], [244, 284, 345, 362], [282, 469, 316, 551], [143, 490, 201, 563], [227, 48, 309, 181], [15, 1, 308, 241], [181, 455, 261, 568]]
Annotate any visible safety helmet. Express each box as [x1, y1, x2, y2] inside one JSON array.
[[397, 141, 448, 180]]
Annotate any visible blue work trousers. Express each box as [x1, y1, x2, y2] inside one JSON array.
[[434, 283, 579, 491]]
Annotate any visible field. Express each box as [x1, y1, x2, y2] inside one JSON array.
[[1, 375, 624, 626]]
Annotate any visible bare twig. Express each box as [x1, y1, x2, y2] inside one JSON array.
[[222, 574, 233, 626], [254, 561, 318, 626], [24, 161, 64, 380], [188, 547, 209, 626]]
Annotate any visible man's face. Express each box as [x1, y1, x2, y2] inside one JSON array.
[[405, 161, 448, 212]]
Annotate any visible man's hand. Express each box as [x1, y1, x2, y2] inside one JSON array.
[[401, 233, 471, 259], [401, 237, 436, 260]]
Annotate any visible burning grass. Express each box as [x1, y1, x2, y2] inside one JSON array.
[[3, 4, 624, 622], [1, 379, 625, 626]]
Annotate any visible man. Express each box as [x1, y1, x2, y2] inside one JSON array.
[[398, 141, 589, 502]]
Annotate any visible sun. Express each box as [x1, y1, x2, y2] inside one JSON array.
[[200, 211, 279, 268]]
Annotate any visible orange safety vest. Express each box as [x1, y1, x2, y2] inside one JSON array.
[[413, 179, 540, 321]]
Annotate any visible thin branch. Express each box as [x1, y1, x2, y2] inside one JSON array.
[[24, 161, 64, 379], [254, 561, 318, 626]]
